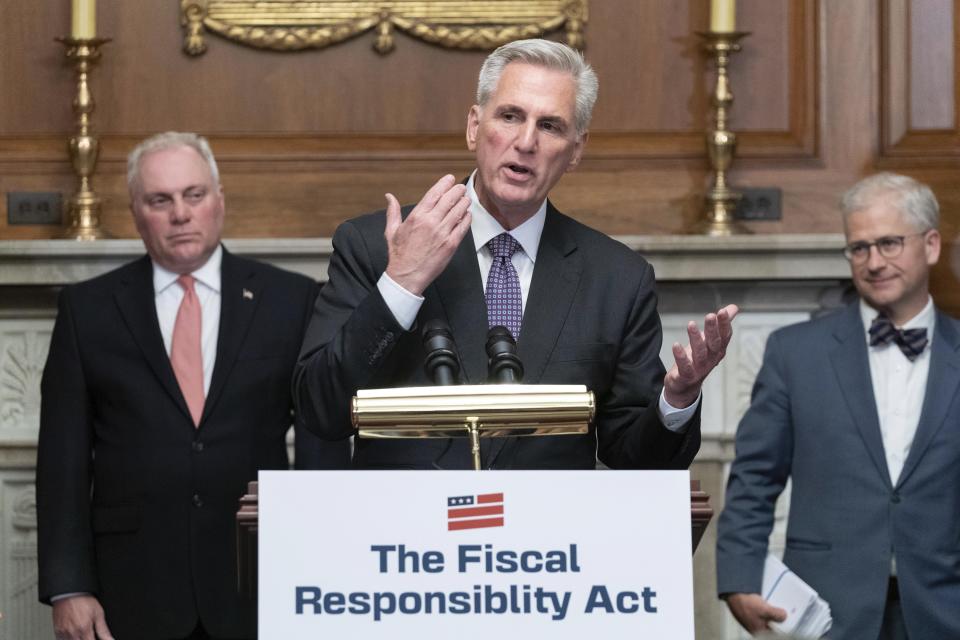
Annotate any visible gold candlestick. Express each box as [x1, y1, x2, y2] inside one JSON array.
[[696, 30, 750, 236], [56, 37, 111, 240]]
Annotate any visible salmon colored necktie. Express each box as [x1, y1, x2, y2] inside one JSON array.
[[171, 274, 204, 426]]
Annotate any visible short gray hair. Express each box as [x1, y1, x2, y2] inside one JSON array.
[[127, 131, 220, 195], [477, 39, 598, 135], [840, 172, 939, 231]]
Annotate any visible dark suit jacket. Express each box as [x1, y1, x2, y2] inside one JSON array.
[[716, 302, 960, 639], [36, 248, 349, 640], [294, 203, 700, 469]]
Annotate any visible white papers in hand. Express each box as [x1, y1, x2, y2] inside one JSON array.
[[761, 554, 833, 638]]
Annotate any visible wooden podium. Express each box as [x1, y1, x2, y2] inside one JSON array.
[[236, 479, 712, 597]]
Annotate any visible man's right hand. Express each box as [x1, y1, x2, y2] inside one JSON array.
[[52, 595, 114, 640], [384, 174, 472, 296], [725, 592, 787, 635]]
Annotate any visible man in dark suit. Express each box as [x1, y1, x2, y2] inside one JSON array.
[[294, 39, 737, 470], [716, 173, 960, 639], [36, 132, 349, 640]]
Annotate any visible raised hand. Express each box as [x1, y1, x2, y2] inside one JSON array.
[[384, 174, 472, 296], [663, 303, 739, 408]]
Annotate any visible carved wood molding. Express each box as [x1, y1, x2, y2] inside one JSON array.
[[180, 0, 587, 55]]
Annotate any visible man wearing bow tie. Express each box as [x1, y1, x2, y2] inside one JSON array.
[[716, 172, 960, 639], [36, 132, 349, 640]]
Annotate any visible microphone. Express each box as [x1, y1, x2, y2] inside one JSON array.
[[422, 320, 461, 386], [485, 326, 524, 383]]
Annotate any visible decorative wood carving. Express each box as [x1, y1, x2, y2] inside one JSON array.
[[180, 0, 587, 56]]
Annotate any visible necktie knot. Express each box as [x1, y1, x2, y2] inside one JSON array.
[[488, 233, 521, 260], [177, 274, 196, 292], [869, 314, 928, 361]]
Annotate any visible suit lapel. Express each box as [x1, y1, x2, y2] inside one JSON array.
[[204, 249, 261, 423], [431, 228, 488, 384], [516, 204, 582, 383], [896, 309, 960, 487], [484, 204, 582, 467], [114, 255, 195, 424], [828, 304, 892, 487]]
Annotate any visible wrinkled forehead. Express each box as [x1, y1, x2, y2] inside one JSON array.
[[133, 146, 216, 195], [486, 63, 577, 114], [843, 198, 916, 239]]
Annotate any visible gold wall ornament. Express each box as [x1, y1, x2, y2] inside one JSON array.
[[179, 0, 588, 56]]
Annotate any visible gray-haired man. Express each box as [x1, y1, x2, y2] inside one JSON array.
[[37, 132, 349, 640], [295, 39, 737, 470], [717, 173, 960, 639]]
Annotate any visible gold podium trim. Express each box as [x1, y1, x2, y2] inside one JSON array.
[[353, 384, 594, 470], [353, 384, 594, 438], [180, 0, 588, 55]]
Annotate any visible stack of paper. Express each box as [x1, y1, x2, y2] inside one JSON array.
[[761, 554, 833, 638]]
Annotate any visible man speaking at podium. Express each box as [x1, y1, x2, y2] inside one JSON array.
[[295, 39, 737, 470]]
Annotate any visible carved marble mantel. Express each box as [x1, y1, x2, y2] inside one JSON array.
[[0, 234, 848, 285], [0, 234, 849, 640]]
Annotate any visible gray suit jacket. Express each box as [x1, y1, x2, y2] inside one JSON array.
[[716, 302, 960, 639]]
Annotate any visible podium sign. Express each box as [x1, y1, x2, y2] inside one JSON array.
[[259, 470, 694, 639]]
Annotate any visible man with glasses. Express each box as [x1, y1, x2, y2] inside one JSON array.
[[716, 172, 960, 639]]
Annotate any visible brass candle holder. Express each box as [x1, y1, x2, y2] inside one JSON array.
[[696, 30, 751, 236], [56, 37, 111, 240]]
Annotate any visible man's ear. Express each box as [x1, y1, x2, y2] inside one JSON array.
[[925, 228, 941, 266], [567, 130, 589, 171], [466, 105, 481, 152]]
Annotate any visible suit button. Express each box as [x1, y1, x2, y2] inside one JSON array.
[[192, 441, 204, 453], [192, 493, 203, 507], [891, 493, 901, 503]]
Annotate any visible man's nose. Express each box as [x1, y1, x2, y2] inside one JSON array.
[[170, 197, 190, 223], [514, 122, 538, 153], [865, 244, 887, 270]]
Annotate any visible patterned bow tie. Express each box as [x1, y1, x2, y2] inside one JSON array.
[[868, 315, 928, 361]]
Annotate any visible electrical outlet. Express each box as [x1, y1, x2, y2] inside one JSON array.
[[735, 187, 782, 221], [7, 191, 64, 225]]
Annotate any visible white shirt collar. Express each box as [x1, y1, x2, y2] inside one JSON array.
[[859, 295, 935, 336], [152, 244, 223, 295], [466, 170, 546, 263]]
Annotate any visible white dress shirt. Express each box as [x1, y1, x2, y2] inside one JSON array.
[[153, 245, 222, 395], [860, 297, 934, 487], [375, 172, 697, 431], [861, 297, 934, 577]]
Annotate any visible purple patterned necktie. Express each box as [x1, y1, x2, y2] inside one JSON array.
[[485, 233, 523, 340]]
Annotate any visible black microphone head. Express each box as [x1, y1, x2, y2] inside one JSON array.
[[422, 319, 460, 385], [422, 319, 452, 342], [485, 325, 516, 354], [485, 325, 523, 383]]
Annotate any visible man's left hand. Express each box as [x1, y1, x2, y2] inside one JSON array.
[[663, 304, 739, 409]]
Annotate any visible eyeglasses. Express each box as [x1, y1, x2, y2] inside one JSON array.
[[842, 232, 929, 263]]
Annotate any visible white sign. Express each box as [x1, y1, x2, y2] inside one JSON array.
[[259, 470, 693, 639]]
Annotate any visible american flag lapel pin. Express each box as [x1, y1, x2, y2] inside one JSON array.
[[242, 288, 254, 300]]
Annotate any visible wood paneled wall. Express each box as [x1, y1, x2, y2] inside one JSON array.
[[2, 1, 960, 308]]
